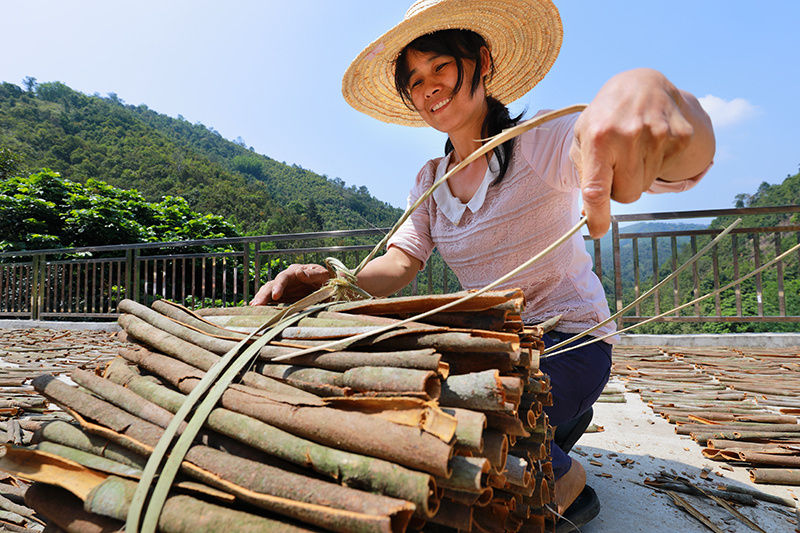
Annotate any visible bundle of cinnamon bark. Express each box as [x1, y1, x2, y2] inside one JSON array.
[[0, 289, 559, 533]]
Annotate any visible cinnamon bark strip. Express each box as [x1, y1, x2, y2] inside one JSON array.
[[116, 347, 454, 477], [366, 330, 520, 355], [404, 308, 509, 331], [151, 299, 249, 340], [252, 364, 352, 397], [344, 366, 441, 399], [35, 420, 148, 471], [499, 376, 524, 406], [102, 359, 438, 516], [481, 430, 509, 475], [672, 412, 788, 424], [483, 411, 529, 438], [35, 442, 143, 478], [510, 439, 548, 463], [731, 452, 800, 467], [440, 351, 514, 375], [328, 289, 524, 316], [691, 431, 800, 445], [706, 438, 800, 450], [524, 376, 551, 395], [677, 423, 800, 435], [323, 397, 456, 442], [750, 468, 800, 485], [434, 456, 490, 493], [703, 447, 795, 461], [503, 454, 531, 489], [85, 476, 322, 533], [257, 348, 444, 374], [441, 408, 486, 454], [440, 370, 507, 411], [441, 487, 493, 507]]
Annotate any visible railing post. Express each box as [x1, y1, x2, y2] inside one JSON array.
[[611, 219, 623, 329], [132, 249, 141, 303], [243, 243, 251, 304], [124, 248, 134, 308], [30, 254, 44, 321]]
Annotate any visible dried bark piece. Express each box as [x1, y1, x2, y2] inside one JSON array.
[[435, 456, 489, 493], [441, 408, 486, 454], [440, 370, 507, 411]]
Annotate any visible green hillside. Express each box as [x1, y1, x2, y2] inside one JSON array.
[[0, 80, 402, 238]]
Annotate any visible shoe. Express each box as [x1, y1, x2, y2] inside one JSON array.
[[554, 407, 593, 454], [555, 485, 601, 532]]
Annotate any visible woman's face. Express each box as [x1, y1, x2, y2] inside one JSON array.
[[404, 47, 490, 135]]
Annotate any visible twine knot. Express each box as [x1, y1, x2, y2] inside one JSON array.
[[323, 257, 374, 302]]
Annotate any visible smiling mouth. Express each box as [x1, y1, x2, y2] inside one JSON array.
[[431, 97, 451, 113]]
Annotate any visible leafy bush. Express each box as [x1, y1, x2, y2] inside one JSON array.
[[0, 170, 237, 251]]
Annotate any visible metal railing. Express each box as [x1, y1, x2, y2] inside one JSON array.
[[607, 205, 800, 328], [1, 206, 798, 328], [0, 228, 460, 320]]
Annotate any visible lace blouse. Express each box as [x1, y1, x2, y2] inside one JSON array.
[[387, 111, 703, 340]]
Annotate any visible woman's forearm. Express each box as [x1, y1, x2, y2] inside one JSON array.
[[356, 246, 422, 297]]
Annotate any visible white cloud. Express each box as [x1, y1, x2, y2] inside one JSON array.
[[698, 95, 759, 128]]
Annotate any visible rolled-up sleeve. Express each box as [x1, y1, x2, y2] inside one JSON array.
[[387, 162, 437, 268], [646, 165, 710, 194]]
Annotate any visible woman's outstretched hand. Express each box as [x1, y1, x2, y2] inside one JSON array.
[[249, 263, 330, 305], [570, 68, 715, 239]]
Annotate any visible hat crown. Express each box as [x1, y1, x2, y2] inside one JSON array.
[[404, 0, 441, 20]]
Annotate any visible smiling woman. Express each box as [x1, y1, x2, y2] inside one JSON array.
[[254, 0, 715, 529]]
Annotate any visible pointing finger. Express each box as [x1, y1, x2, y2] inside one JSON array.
[[579, 144, 614, 239]]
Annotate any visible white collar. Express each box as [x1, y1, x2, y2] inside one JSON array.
[[432, 151, 500, 225]]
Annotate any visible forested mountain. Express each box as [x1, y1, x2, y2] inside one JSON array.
[[0, 80, 402, 238]]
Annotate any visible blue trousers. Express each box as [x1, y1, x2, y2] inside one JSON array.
[[539, 331, 612, 480]]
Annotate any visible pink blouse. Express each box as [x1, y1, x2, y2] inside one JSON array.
[[387, 111, 703, 340]]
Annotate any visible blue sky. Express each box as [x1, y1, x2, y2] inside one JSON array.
[[3, 1, 798, 223]]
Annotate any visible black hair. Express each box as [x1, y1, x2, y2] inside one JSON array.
[[393, 29, 523, 185]]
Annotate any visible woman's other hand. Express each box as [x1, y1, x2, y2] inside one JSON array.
[[249, 263, 330, 305], [570, 68, 715, 238]]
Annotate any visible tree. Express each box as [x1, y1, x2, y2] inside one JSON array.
[[23, 76, 37, 92], [306, 199, 323, 231], [734, 193, 750, 208], [0, 147, 20, 179], [0, 170, 238, 251]]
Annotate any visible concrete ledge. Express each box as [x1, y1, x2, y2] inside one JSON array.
[[619, 332, 800, 348], [0, 320, 120, 332], [1, 320, 798, 348]]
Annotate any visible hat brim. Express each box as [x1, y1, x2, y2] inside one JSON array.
[[342, 0, 563, 127]]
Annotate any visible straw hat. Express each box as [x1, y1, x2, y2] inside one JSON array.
[[342, 0, 563, 127]]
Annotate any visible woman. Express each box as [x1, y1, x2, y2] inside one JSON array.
[[252, 0, 714, 529]]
